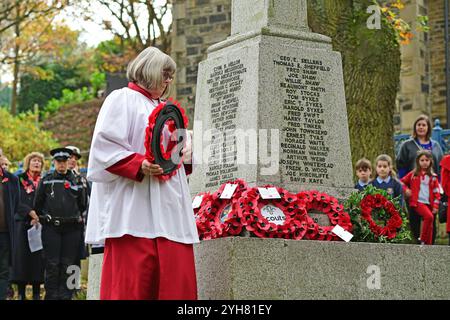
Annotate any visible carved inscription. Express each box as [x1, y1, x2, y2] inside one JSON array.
[[273, 55, 334, 185], [205, 59, 247, 188]]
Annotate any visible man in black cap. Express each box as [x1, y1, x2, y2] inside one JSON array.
[[34, 147, 86, 300]]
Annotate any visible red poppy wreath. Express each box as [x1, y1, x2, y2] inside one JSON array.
[[237, 186, 309, 239], [195, 179, 249, 240], [297, 190, 353, 241], [192, 192, 213, 238], [144, 98, 189, 181], [359, 194, 403, 239]]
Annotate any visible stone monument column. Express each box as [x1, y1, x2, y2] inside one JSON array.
[[189, 0, 353, 199]]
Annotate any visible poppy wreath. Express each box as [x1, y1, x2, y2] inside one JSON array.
[[196, 179, 249, 240], [237, 186, 309, 239], [359, 194, 403, 240], [297, 190, 353, 241], [144, 98, 189, 181], [192, 192, 213, 239], [344, 185, 411, 243]]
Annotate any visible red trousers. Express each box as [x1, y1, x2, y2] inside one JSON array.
[[414, 203, 434, 245], [100, 235, 197, 300], [447, 205, 450, 233]]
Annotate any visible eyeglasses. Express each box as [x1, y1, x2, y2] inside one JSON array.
[[162, 71, 174, 82]]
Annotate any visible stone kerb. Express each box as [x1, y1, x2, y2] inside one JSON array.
[[194, 237, 450, 300]]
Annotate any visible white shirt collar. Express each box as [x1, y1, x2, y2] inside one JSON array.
[[376, 176, 391, 184], [358, 180, 369, 187]]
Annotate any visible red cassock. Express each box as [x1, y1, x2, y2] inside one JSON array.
[[440, 155, 450, 233], [99, 152, 197, 300]]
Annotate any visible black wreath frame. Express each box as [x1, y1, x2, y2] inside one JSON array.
[[151, 102, 187, 174]]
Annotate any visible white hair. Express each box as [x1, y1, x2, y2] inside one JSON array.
[[126, 47, 176, 99]]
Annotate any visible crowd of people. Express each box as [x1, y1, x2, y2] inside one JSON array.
[[355, 114, 450, 245], [0, 146, 89, 300], [1, 46, 198, 301]]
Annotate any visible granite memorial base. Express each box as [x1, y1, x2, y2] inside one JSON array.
[[86, 237, 450, 300], [195, 237, 450, 300]]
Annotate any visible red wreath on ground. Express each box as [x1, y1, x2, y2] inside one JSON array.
[[144, 98, 189, 181], [297, 190, 353, 241], [359, 193, 403, 239], [237, 186, 309, 239], [196, 179, 249, 240]]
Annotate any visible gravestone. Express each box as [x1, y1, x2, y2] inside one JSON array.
[[189, 0, 354, 200]]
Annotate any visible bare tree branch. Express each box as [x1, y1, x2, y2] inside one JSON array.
[[91, 0, 172, 52], [128, 0, 144, 48]]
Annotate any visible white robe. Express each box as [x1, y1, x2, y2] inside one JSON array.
[[85, 87, 199, 245]]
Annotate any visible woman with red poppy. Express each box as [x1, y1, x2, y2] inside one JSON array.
[[11, 152, 45, 300], [86, 47, 198, 300], [401, 150, 440, 245]]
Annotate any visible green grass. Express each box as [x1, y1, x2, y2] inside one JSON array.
[[8, 259, 89, 300]]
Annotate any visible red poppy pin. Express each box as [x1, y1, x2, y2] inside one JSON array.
[[64, 181, 71, 189], [1, 171, 8, 184]]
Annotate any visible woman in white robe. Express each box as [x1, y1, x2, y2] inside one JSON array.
[[86, 47, 199, 300]]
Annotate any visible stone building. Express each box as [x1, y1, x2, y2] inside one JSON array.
[[172, 0, 448, 132], [396, 0, 430, 132], [428, 0, 448, 129], [171, 0, 231, 127], [397, 0, 448, 132]]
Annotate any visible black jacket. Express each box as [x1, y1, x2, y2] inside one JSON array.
[[1, 168, 20, 256], [16, 172, 38, 221], [396, 138, 443, 177], [34, 170, 86, 219], [11, 171, 45, 283]]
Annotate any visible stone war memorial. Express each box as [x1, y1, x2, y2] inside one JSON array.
[[88, 0, 450, 300]]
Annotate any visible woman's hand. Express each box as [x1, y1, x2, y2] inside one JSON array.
[[182, 131, 193, 164], [405, 189, 412, 198], [432, 208, 438, 215], [141, 159, 163, 176], [29, 210, 39, 226]]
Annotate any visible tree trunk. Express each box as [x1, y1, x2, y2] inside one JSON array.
[[11, 44, 20, 116], [10, 2, 20, 116], [308, 0, 401, 170]]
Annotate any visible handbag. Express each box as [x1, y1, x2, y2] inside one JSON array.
[[438, 193, 448, 224]]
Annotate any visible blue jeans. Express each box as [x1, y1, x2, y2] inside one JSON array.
[[0, 232, 10, 300]]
